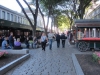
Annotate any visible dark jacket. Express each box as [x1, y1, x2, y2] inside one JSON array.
[[61, 33, 66, 40], [9, 36, 14, 47], [25, 39, 29, 44], [56, 34, 61, 41], [69, 33, 73, 41], [9, 35, 14, 43]]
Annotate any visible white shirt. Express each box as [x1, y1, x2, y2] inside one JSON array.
[[41, 36, 47, 42], [48, 33, 54, 39]]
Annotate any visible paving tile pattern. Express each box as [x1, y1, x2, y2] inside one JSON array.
[[4, 40, 81, 75]]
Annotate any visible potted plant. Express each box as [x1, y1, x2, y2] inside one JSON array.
[[93, 51, 100, 64], [0, 51, 8, 58]]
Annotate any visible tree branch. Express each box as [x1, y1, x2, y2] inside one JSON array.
[[84, 0, 92, 9], [16, 0, 34, 28], [39, 6, 46, 30], [23, 0, 35, 18]]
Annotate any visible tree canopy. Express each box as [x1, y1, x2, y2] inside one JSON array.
[[17, 0, 94, 34], [57, 15, 70, 31], [77, 0, 92, 19]]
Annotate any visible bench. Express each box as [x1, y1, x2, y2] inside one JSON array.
[[0, 49, 29, 54]]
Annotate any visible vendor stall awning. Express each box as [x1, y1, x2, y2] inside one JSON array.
[[74, 19, 100, 27]]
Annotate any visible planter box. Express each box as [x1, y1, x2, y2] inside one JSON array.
[[0, 49, 29, 54], [0, 54, 30, 75], [72, 53, 84, 75]]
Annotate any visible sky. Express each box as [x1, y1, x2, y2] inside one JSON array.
[[0, 0, 28, 12]]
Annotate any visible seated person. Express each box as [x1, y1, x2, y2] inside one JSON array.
[[2, 36, 11, 49], [13, 38, 22, 49]]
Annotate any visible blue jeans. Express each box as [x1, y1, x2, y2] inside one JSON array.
[[62, 40, 65, 48], [49, 39, 53, 50], [33, 43, 37, 48], [2, 46, 11, 49], [9, 42, 13, 48]]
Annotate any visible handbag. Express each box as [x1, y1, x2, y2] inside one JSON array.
[[44, 39, 47, 43]]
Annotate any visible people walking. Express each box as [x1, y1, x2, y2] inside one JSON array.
[[48, 31, 55, 50], [55, 33, 61, 48], [40, 32, 48, 51], [61, 33, 66, 48]]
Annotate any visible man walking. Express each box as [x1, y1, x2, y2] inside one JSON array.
[[55, 33, 61, 48], [48, 31, 55, 50], [61, 32, 66, 48]]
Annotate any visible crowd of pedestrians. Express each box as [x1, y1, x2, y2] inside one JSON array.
[[39, 31, 67, 51], [0, 31, 68, 51]]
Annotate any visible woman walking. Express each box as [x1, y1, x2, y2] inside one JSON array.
[[40, 32, 48, 51]]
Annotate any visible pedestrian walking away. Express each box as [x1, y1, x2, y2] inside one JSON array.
[[48, 31, 55, 50], [40, 32, 48, 51], [61, 32, 66, 48], [55, 33, 61, 48]]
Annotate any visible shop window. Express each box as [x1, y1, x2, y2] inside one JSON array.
[[15, 15, 17, 22], [18, 17, 20, 23], [20, 17, 21, 23], [7, 13, 10, 20], [2, 11, 5, 19], [11, 14, 13, 21], [0, 10, 1, 19]]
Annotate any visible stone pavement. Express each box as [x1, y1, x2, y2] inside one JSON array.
[[4, 40, 82, 75]]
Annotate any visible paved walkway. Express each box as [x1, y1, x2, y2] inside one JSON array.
[[4, 40, 81, 75]]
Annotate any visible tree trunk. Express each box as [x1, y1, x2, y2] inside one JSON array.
[[47, 15, 50, 27], [54, 17, 58, 33], [42, 15, 46, 32], [45, 15, 49, 35], [39, 7, 46, 33], [78, 0, 91, 19], [23, 0, 39, 36], [51, 16, 54, 32], [16, 0, 34, 33], [33, 15, 36, 36], [34, 0, 39, 36], [23, 0, 35, 36], [80, 0, 84, 19]]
